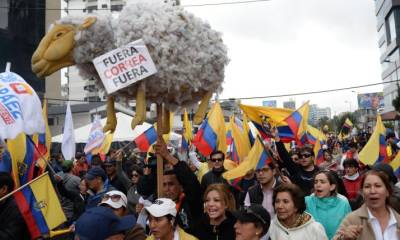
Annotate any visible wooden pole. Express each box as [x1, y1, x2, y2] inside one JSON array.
[[0, 172, 49, 202], [156, 103, 164, 198]]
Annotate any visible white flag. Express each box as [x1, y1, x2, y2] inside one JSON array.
[[62, 102, 76, 161], [0, 71, 45, 139]]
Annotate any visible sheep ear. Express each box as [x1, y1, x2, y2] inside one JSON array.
[[79, 16, 97, 30]]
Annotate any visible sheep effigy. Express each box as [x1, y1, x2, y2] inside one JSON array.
[[31, 0, 229, 134]]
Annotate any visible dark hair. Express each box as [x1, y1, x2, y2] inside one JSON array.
[[361, 170, 393, 204], [0, 172, 14, 193], [91, 154, 103, 167], [163, 169, 176, 176], [204, 183, 236, 211], [343, 159, 359, 169], [273, 183, 306, 214], [314, 170, 338, 196], [131, 165, 143, 176], [209, 150, 225, 161], [299, 145, 314, 157]]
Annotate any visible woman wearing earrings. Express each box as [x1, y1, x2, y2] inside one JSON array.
[[193, 183, 236, 240]]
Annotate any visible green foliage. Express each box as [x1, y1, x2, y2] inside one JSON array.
[[392, 83, 400, 112]]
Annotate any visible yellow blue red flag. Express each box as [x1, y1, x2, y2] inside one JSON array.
[[193, 102, 226, 157], [276, 102, 309, 143], [240, 104, 292, 140], [242, 114, 255, 146], [14, 173, 66, 239], [359, 115, 387, 165], [390, 152, 400, 177], [223, 138, 272, 181]]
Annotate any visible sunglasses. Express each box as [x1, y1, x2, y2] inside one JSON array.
[[132, 174, 139, 177], [210, 158, 224, 163], [300, 153, 312, 158], [244, 207, 267, 225], [102, 194, 122, 202]]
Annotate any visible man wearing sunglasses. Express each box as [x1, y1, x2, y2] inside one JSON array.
[[200, 150, 227, 193], [274, 131, 319, 195]]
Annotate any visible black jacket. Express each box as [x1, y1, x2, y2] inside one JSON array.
[[201, 169, 241, 207], [137, 161, 203, 234], [276, 141, 319, 195], [0, 197, 30, 240], [193, 211, 236, 240], [247, 180, 280, 206]]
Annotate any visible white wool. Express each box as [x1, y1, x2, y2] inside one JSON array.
[[62, 1, 228, 110], [58, 14, 116, 82]]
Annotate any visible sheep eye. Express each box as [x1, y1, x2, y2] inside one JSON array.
[[55, 31, 64, 38]]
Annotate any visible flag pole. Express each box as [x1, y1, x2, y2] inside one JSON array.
[[0, 172, 49, 202], [26, 135, 57, 176], [156, 103, 164, 198]]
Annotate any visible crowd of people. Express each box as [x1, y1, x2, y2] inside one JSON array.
[[1, 127, 400, 240]]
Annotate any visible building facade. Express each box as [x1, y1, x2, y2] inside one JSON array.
[[375, 0, 400, 114], [283, 99, 296, 110]]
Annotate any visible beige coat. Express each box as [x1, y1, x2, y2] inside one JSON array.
[[333, 204, 400, 240]]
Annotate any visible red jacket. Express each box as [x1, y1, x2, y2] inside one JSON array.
[[343, 175, 362, 201]]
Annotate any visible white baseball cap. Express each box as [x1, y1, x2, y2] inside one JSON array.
[[100, 190, 128, 209], [145, 198, 177, 217]]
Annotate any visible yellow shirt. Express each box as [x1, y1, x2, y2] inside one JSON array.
[[145, 226, 198, 240]]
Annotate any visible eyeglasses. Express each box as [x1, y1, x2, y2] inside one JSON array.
[[210, 158, 224, 163], [256, 168, 270, 173], [102, 194, 122, 202], [300, 153, 312, 158], [244, 207, 267, 225]]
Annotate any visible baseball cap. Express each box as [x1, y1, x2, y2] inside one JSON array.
[[145, 198, 177, 217], [75, 206, 136, 240], [85, 167, 107, 181], [62, 160, 74, 172], [100, 190, 128, 209], [233, 205, 271, 235], [104, 158, 116, 166]]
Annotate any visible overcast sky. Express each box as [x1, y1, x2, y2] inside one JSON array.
[[181, 0, 382, 115]]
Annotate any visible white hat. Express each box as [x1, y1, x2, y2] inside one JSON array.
[[144, 198, 177, 217], [100, 190, 128, 209]]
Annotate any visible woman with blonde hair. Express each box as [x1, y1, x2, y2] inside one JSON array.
[[193, 183, 237, 240]]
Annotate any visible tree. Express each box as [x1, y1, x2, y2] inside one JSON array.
[[392, 83, 400, 112], [336, 112, 357, 133]]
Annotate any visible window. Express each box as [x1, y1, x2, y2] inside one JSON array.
[[102, 4, 107, 8], [386, 11, 397, 45], [48, 118, 54, 126]]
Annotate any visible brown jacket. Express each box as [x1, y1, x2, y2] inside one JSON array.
[[333, 204, 400, 240]]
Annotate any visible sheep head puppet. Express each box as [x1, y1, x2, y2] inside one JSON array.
[[32, 0, 229, 133]]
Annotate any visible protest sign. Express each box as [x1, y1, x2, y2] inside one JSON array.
[[93, 39, 157, 94]]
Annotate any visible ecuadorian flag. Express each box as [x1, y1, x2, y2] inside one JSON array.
[[359, 115, 387, 165], [277, 102, 309, 143], [223, 138, 270, 182], [14, 173, 66, 238], [314, 139, 324, 166], [193, 102, 226, 157], [134, 126, 157, 152], [390, 152, 400, 177]]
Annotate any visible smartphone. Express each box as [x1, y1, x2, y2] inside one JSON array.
[[281, 168, 290, 177]]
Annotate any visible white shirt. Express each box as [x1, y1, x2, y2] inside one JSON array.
[[367, 208, 399, 240], [244, 179, 276, 217]]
